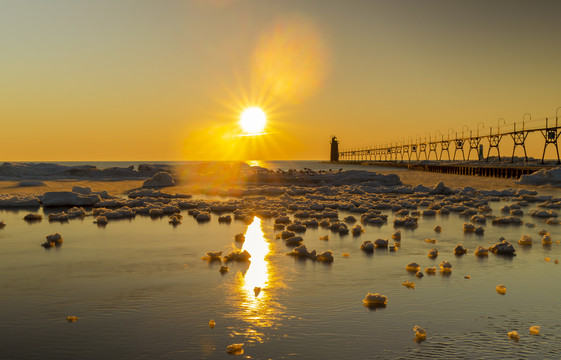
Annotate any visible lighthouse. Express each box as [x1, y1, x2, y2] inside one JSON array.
[[330, 136, 339, 162]]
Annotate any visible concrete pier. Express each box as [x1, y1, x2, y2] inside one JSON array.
[[329, 161, 543, 179]]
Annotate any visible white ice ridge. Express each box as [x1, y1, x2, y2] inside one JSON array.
[[516, 167, 561, 187]]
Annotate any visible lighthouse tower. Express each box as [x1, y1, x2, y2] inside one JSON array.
[[330, 136, 339, 162]]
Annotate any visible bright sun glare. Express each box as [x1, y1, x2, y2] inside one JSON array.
[[240, 107, 267, 134]]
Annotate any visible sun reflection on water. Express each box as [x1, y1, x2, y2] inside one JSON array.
[[231, 216, 284, 341]]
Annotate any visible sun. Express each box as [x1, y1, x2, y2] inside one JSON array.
[[240, 107, 267, 134]]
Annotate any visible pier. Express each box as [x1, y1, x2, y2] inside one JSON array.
[[335, 110, 561, 165], [329, 109, 561, 178]]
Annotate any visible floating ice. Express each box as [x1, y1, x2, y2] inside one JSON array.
[[0, 194, 40, 208], [507, 331, 519, 341], [94, 216, 108, 225], [425, 238, 437, 244], [219, 266, 229, 273], [285, 236, 304, 246], [425, 267, 437, 274], [209, 319, 216, 328], [518, 234, 533, 245], [453, 244, 468, 255], [202, 251, 222, 261], [374, 239, 389, 248], [427, 249, 439, 258], [360, 241, 374, 253], [529, 326, 540, 335], [362, 293, 388, 307], [406, 262, 421, 272], [42, 233, 63, 248], [489, 240, 516, 255], [319, 235, 329, 241], [415, 271, 424, 278], [254, 287, 262, 297], [439, 260, 452, 272], [433, 225, 442, 232], [226, 343, 244, 355], [402, 281, 415, 289], [351, 224, 364, 236], [223, 250, 251, 262], [463, 223, 476, 233], [542, 234, 552, 244], [474, 246, 489, 256], [169, 214, 182, 225], [23, 213, 42, 221], [66, 316, 79, 322], [234, 233, 245, 242], [496, 284, 507, 294], [392, 230, 401, 240], [413, 325, 426, 341], [316, 250, 334, 262], [516, 166, 561, 186]]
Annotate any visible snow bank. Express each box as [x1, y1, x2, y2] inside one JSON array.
[[516, 167, 561, 186]]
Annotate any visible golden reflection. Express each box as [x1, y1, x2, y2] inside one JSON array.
[[240, 217, 270, 303], [230, 216, 284, 341]]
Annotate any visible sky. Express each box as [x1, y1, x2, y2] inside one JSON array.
[[2, 0, 561, 161]]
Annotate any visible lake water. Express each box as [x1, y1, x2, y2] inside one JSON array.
[[1, 190, 560, 359]]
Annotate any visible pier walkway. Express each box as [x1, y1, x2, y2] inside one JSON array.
[[335, 111, 561, 165]]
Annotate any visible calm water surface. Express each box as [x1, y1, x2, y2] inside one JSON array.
[[1, 197, 560, 359]]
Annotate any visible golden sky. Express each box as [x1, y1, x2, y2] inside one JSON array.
[[2, 0, 561, 161]]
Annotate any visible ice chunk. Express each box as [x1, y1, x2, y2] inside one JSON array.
[[392, 230, 401, 240], [496, 284, 507, 294], [319, 235, 329, 241], [219, 266, 229, 273], [142, 172, 175, 188], [427, 249, 439, 258], [425, 267, 437, 274], [316, 250, 334, 262], [42, 191, 101, 207], [42, 233, 64, 248], [23, 213, 42, 221], [209, 319, 216, 328], [402, 281, 415, 289], [413, 325, 426, 342], [454, 244, 468, 255], [226, 343, 244, 355], [254, 287, 262, 297], [223, 250, 251, 262], [507, 331, 519, 341], [433, 225, 442, 232], [285, 236, 304, 246], [406, 262, 421, 272], [360, 240, 374, 253], [542, 234, 552, 245], [474, 246, 489, 256], [66, 316, 79, 322], [425, 238, 437, 244], [439, 260, 452, 273], [518, 234, 533, 245], [202, 251, 222, 261], [463, 223, 476, 233], [362, 293, 388, 307], [489, 240, 516, 255], [374, 238, 389, 248], [94, 216, 108, 225], [529, 326, 540, 335], [351, 224, 364, 236], [234, 233, 245, 242]]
